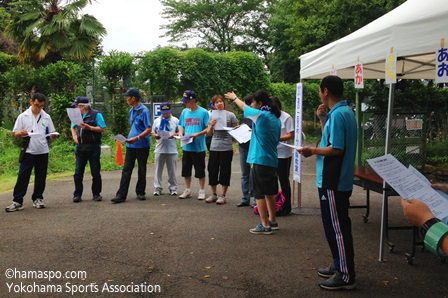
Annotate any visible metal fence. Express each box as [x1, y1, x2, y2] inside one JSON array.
[[361, 112, 426, 168]]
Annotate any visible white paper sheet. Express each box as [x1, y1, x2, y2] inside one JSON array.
[[157, 130, 171, 140], [45, 132, 59, 137], [409, 164, 448, 201], [24, 132, 45, 139], [210, 110, 226, 130], [110, 134, 128, 142], [279, 142, 303, 150], [67, 108, 83, 126], [174, 134, 193, 146], [227, 124, 251, 144], [367, 154, 448, 221]]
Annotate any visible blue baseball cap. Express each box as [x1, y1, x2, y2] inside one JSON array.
[[180, 90, 196, 103], [160, 102, 171, 114], [122, 88, 141, 98], [70, 96, 89, 107]]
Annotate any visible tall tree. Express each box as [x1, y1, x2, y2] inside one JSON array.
[[6, 0, 106, 63], [0, 6, 17, 53], [268, 0, 406, 82], [160, 0, 274, 55]]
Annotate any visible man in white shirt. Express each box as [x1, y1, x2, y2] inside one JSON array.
[[151, 103, 179, 196], [272, 97, 294, 216], [6, 93, 58, 212]]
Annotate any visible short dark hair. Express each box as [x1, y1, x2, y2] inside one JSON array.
[[32, 93, 47, 102], [320, 75, 344, 99], [243, 94, 253, 105]]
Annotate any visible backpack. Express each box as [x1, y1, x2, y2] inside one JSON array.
[[253, 191, 285, 215]]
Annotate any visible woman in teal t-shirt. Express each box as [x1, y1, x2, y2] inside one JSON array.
[[225, 91, 281, 235]]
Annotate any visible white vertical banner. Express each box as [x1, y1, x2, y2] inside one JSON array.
[[293, 83, 303, 183], [385, 47, 397, 84], [436, 38, 448, 84], [354, 60, 364, 89]]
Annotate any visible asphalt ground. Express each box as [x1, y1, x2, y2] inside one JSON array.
[[0, 153, 447, 297]]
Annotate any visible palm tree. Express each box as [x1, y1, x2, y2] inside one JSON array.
[[6, 0, 106, 63]]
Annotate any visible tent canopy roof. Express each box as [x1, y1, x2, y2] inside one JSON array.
[[299, 0, 448, 80]]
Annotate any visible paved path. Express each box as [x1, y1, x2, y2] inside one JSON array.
[[0, 154, 447, 297]]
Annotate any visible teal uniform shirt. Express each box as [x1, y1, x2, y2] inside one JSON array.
[[316, 100, 357, 191]]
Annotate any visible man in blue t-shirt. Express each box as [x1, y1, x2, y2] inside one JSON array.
[[299, 76, 357, 291], [70, 96, 106, 203], [112, 88, 152, 204], [178, 90, 209, 200]]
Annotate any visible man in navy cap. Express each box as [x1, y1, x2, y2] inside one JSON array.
[[151, 102, 179, 196], [112, 88, 152, 204], [70, 96, 106, 203], [178, 90, 209, 200]]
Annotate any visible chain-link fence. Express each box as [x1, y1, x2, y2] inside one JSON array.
[[361, 112, 426, 168]]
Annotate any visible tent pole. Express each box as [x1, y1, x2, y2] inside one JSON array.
[[379, 83, 395, 262], [355, 91, 362, 166]]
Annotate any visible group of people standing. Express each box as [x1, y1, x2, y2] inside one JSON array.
[[5, 75, 447, 292], [4, 76, 358, 291], [2, 77, 370, 292]]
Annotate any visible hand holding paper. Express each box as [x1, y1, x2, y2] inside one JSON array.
[[67, 108, 83, 126], [110, 134, 128, 142], [210, 110, 226, 130], [157, 130, 171, 140], [227, 124, 251, 144], [367, 154, 448, 221], [174, 134, 194, 146]]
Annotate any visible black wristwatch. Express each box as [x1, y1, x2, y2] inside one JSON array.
[[421, 218, 441, 237]]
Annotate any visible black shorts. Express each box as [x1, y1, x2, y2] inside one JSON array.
[[182, 151, 206, 178], [250, 164, 278, 199]]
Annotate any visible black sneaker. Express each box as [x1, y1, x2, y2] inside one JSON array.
[[136, 195, 146, 201], [111, 197, 126, 204], [93, 195, 102, 202], [73, 196, 82, 203], [317, 264, 337, 278], [318, 271, 356, 290], [269, 220, 279, 230]]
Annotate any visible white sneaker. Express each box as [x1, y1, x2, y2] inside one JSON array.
[[170, 190, 178, 196], [198, 191, 206, 200], [33, 199, 45, 209], [179, 189, 192, 199], [153, 189, 161, 196], [5, 202, 23, 212], [205, 194, 218, 203], [216, 195, 227, 205]]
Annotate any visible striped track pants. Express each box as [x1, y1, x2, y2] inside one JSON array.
[[318, 188, 356, 282]]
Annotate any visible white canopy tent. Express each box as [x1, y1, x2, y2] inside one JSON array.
[[299, 0, 448, 262], [300, 0, 447, 80]]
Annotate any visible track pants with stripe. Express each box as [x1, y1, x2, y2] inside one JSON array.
[[318, 188, 356, 282]]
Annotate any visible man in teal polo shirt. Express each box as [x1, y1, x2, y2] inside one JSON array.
[[299, 75, 357, 290], [112, 88, 152, 204], [178, 90, 209, 200]]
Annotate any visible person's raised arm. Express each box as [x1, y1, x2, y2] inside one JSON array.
[[317, 104, 327, 132], [225, 92, 245, 111]]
